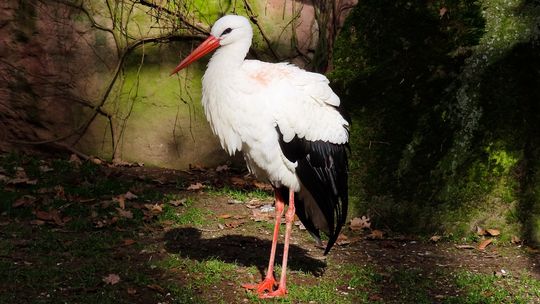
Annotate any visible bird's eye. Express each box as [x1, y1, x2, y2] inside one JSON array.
[[220, 28, 232, 36]]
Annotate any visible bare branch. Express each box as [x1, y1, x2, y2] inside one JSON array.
[[243, 0, 280, 61], [136, 0, 210, 35]]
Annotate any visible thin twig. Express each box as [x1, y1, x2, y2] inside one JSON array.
[[243, 0, 280, 61]]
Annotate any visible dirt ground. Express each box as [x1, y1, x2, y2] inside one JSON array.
[[114, 166, 540, 302], [2, 160, 540, 303]]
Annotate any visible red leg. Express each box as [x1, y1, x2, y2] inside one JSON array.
[[242, 190, 285, 295], [261, 189, 295, 298]]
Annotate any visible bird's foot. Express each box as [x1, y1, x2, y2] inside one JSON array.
[[242, 276, 276, 294], [260, 287, 288, 298]]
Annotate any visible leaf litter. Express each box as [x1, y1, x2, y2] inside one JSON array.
[[3, 154, 540, 303]]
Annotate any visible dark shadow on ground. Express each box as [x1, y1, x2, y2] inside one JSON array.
[[164, 227, 327, 277]]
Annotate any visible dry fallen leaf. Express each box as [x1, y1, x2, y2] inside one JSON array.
[[439, 7, 448, 18], [39, 165, 53, 173], [245, 199, 266, 209], [127, 287, 137, 295], [367, 230, 384, 240], [169, 198, 187, 207], [144, 203, 163, 214], [350, 216, 371, 230], [253, 181, 272, 191], [12, 195, 37, 208], [103, 273, 121, 285], [116, 208, 133, 219], [485, 229, 500, 236], [476, 226, 486, 236], [147, 284, 165, 293], [218, 214, 232, 219], [336, 233, 350, 246], [124, 191, 138, 200], [186, 182, 204, 191], [189, 164, 206, 172], [69, 154, 82, 167], [477, 238, 493, 251], [114, 195, 126, 209], [30, 219, 46, 226], [511, 235, 522, 244], [251, 209, 273, 222], [215, 164, 229, 172], [122, 239, 136, 246], [430, 235, 442, 242], [369, 294, 383, 302], [224, 220, 246, 229], [5, 177, 38, 185], [230, 176, 247, 187], [294, 220, 306, 230], [54, 185, 65, 199]]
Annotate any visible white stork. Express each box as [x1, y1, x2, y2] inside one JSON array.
[[171, 15, 349, 298]]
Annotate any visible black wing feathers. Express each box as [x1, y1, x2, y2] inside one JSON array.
[[276, 125, 349, 255]]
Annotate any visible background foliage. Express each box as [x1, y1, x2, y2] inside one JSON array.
[[331, 0, 540, 242]]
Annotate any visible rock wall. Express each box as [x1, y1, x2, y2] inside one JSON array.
[[0, 0, 355, 168]]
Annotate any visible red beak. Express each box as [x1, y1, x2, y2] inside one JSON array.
[[170, 35, 220, 75]]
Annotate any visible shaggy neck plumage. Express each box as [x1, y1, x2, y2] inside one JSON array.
[[206, 37, 251, 72]]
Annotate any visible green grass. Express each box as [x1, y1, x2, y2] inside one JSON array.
[[158, 201, 212, 226], [2, 154, 540, 304], [207, 185, 272, 202], [445, 271, 540, 304]]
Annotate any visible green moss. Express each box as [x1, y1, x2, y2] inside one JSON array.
[[336, 0, 540, 240]]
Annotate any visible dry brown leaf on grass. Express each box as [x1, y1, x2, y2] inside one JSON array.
[[4, 175, 37, 185], [335, 233, 362, 246], [477, 238, 493, 251], [114, 191, 138, 210], [69, 154, 82, 167], [189, 164, 206, 172], [476, 226, 501, 237], [12, 195, 37, 208], [253, 181, 272, 191], [110, 158, 143, 167], [224, 220, 246, 229], [186, 182, 204, 191], [350, 216, 371, 230], [230, 176, 247, 187], [294, 220, 306, 230], [430, 235, 442, 242], [30, 219, 46, 226], [116, 208, 133, 219], [122, 239, 136, 246], [147, 284, 165, 293], [38, 165, 54, 173], [124, 191, 138, 200], [215, 164, 229, 172], [169, 198, 187, 207], [476, 226, 486, 236], [114, 195, 126, 210], [54, 185, 65, 199], [366, 230, 384, 240], [251, 209, 273, 222], [102, 273, 121, 285], [439, 7, 448, 18], [245, 199, 266, 209], [511, 235, 522, 244], [336, 233, 350, 246], [218, 214, 232, 219], [144, 203, 163, 214], [485, 229, 501, 236], [34, 209, 65, 226]]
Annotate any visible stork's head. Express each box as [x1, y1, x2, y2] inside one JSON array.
[[170, 15, 252, 75]]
